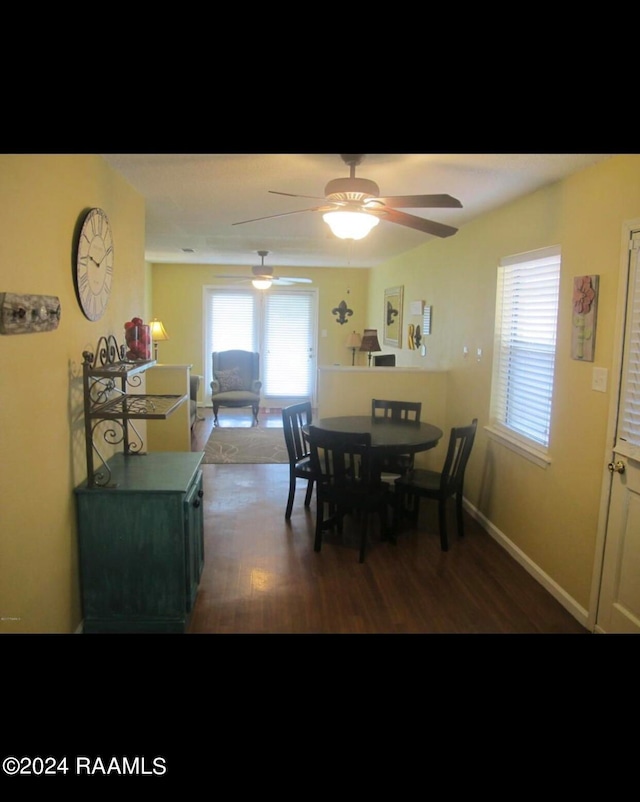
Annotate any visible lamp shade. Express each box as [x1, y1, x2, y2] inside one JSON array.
[[149, 319, 169, 341], [345, 331, 362, 349], [345, 330, 362, 366], [359, 328, 381, 353], [323, 211, 379, 240]]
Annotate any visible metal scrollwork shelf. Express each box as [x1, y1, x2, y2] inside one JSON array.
[[82, 334, 187, 488]]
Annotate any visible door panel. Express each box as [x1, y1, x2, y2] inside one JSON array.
[[598, 456, 640, 632], [596, 231, 640, 633]]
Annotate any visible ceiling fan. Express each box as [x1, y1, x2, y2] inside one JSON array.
[[232, 154, 462, 239], [214, 250, 312, 288]]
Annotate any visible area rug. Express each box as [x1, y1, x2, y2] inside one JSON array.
[[202, 426, 289, 464]]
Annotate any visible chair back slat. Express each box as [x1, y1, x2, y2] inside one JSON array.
[[440, 418, 478, 494], [282, 402, 312, 463], [372, 399, 422, 422], [308, 426, 372, 491]]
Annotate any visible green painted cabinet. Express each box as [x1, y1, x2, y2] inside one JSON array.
[[75, 451, 205, 633]]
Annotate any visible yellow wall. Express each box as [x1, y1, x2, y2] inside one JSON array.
[[149, 263, 371, 384], [366, 155, 640, 613], [0, 155, 145, 633], [317, 367, 448, 470]]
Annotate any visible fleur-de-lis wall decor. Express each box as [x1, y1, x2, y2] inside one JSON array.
[[332, 300, 353, 325]]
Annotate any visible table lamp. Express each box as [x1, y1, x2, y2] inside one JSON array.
[[149, 319, 169, 360], [359, 328, 381, 366], [345, 331, 362, 365]]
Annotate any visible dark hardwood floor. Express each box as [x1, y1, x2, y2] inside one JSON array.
[[188, 407, 589, 635]]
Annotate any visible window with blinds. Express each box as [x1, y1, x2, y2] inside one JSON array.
[[617, 237, 640, 455], [490, 245, 561, 455], [206, 289, 258, 352]]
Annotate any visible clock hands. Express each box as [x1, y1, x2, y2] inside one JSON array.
[[90, 251, 109, 267], [92, 246, 112, 267]]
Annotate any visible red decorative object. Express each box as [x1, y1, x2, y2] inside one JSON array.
[[124, 317, 151, 360], [573, 275, 596, 315]]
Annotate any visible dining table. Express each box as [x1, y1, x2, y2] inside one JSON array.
[[307, 415, 443, 460], [304, 415, 444, 543]]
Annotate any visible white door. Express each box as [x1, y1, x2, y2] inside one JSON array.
[[595, 229, 640, 634], [261, 289, 317, 407]]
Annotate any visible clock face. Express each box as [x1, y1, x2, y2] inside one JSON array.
[[75, 208, 114, 321]]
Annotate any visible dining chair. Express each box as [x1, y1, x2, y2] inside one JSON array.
[[371, 398, 423, 477], [282, 402, 315, 520], [393, 418, 478, 551], [307, 425, 392, 563]]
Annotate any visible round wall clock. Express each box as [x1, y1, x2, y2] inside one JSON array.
[[75, 207, 114, 321]]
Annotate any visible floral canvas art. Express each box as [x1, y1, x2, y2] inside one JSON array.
[[572, 275, 599, 361]]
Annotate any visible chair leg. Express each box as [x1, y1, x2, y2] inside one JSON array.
[[304, 480, 314, 507], [406, 491, 420, 527], [213, 404, 219, 426], [252, 403, 259, 425], [392, 486, 403, 535], [285, 471, 296, 520], [438, 499, 449, 551], [314, 498, 324, 553], [381, 500, 395, 544]]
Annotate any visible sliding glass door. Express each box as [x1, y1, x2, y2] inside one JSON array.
[[204, 286, 318, 406]]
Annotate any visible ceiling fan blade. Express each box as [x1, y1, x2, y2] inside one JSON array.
[[372, 194, 462, 209], [214, 274, 312, 284], [232, 206, 323, 225], [269, 190, 329, 202], [379, 208, 459, 238]]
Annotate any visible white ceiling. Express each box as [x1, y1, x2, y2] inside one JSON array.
[[101, 153, 613, 270]]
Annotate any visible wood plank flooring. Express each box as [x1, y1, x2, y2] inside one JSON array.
[[188, 408, 589, 634]]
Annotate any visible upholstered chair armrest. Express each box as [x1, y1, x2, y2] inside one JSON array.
[[211, 378, 221, 394], [252, 379, 262, 393]]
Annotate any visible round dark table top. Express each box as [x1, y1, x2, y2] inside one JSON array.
[[310, 416, 443, 455]]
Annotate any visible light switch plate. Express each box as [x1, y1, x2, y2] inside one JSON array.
[[0, 293, 61, 334], [592, 367, 608, 392]]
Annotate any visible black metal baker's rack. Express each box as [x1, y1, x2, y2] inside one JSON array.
[[81, 334, 187, 487]]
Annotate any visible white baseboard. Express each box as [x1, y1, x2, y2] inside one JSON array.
[[463, 498, 590, 630]]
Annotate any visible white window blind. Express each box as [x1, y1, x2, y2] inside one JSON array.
[[204, 289, 257, 389], [618, 237, 640, 451], [491, 245, 561, 450], [206, 289, 257, 351], [263, 291, 314, 397]]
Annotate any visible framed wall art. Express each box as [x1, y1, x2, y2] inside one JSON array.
[[384, 285, 403, 348], [571, 274, 599, 361]]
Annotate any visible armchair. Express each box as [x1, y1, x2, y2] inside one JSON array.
[[210, 350, 262, 426]]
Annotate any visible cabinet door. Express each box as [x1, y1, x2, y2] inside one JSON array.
[[77, 492, 186, 627], [184, 471, 204, 611]]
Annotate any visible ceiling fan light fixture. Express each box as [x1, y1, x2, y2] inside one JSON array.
[[252, 278, 272, 289], [323, 210, 379, 240]]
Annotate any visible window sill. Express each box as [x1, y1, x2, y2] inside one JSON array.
[[484, 425, 552, 469]]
